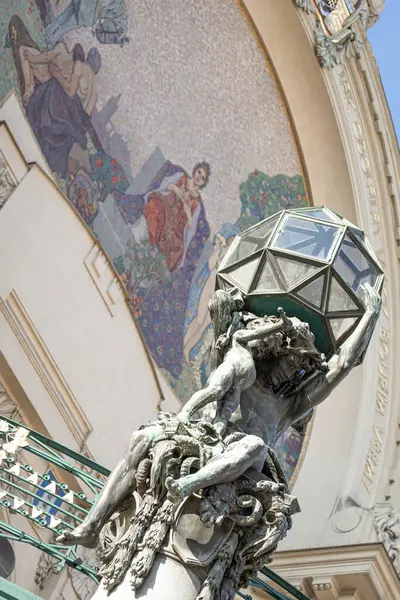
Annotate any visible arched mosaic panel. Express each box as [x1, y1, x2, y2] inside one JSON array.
[[0, 0, 311, 481]]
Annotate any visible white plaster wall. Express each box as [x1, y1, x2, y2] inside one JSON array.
[[0, 137, 177, 470], [280, 369, 365, 549]]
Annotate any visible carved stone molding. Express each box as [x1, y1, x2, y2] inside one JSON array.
[[372, 503, 400, 577], [84, 243, 125, 317], [0, 151, 17, 209], [0, 290, 92, 445], [293, 0, 315, 13], [0, 382, 23, 423], [293, 0, 375, 68]]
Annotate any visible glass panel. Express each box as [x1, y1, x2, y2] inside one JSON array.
[[276, 255, 320, 289], [333, 235, 379, 296], [296, 274, 325, 308], [274, 216, 340, 260], [329, 316, 357, 341], [292, 208, 339, 223], [217, 275, 233, 291], [254, 260, 280, 292], [227, 257, 259, 292], [222, 238, 258, 268], [328, 276, 358, 312], [243, 215, 279, 250]]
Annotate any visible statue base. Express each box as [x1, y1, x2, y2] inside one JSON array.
[[93, 555, 203, 600], [94, 414, 299, 600]]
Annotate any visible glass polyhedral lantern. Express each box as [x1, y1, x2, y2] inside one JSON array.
[[216, 206, 384, 360]]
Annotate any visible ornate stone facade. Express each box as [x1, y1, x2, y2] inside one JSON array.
[[293, 0, 381, 68], [372, 504, 400, 577]]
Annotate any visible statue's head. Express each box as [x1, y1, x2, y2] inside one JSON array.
[[250, 315, 328, 396], [208, 290, 238, 337]]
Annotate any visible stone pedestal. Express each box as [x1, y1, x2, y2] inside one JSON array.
[[93, 555, 203, 600]]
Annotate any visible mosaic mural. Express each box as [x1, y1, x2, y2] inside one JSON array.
[[0, 0, 309, 481]]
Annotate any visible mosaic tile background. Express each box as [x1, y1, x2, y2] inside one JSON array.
[[0, 0, 309, 481]]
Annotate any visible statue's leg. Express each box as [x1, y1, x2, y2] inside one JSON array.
[[57, 424, 163, 547], [180, 361, 234, 419], [212, 387, 241, 436], [167, 435, 266, 498]]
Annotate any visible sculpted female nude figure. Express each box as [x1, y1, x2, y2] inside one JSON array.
[[57, 284, 380, 548]]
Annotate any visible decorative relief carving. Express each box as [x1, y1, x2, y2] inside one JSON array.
[[34, 553, 59, 590], [0, 383, 23, 423], [70, 547, 99, 600], [294, 0, 374, 68], [0, 151, 17, 209], [294, 0, 315, 13], [372, 504, 400, 576], [0, 290, 92, 444]]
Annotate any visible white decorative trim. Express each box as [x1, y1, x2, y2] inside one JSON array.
[[84, 243, 125, 317], [0, 290, 92, 444]]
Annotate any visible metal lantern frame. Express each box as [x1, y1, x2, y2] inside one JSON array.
[[216, 206, 384, 359]]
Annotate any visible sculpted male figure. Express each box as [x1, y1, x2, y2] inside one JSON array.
[[58, 283, 381, 550]]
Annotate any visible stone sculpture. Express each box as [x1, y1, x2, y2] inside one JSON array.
[[373, 504, 400, 577], [57, 284, 380, 599], [293, 0, 373, 69], [57, 199, 382, 600]]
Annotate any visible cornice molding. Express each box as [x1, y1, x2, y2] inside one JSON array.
[[265, 544, 399, 600]]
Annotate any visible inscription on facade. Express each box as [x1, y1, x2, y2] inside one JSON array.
[[375, 328, 389, 417], [362, 425, 384, 493]]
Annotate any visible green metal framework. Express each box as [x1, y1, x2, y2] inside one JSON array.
[[0, 577, 44, 600], [0, 415, 109, 582], [0, 416, 310, 600]]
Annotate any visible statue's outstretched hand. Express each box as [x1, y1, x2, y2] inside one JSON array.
[[361, 283, 381, 315], [277, 307, 294, 332]]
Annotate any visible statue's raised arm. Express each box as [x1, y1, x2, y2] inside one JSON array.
[[290, 283, 382, 424]]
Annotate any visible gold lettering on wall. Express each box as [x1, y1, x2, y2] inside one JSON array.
[[362, 426, 384, 493], [375, 328, 389, 417], [336, 67, 393, 501]]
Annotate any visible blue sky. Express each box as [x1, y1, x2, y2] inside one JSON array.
[[368, 3, 400, 139]]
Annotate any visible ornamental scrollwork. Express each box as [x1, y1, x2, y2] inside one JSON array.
[[293, 0, 376, 68], [372, 504, 400, 577]]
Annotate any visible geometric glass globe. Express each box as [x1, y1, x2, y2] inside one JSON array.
[[216, 206, 384, 359]]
